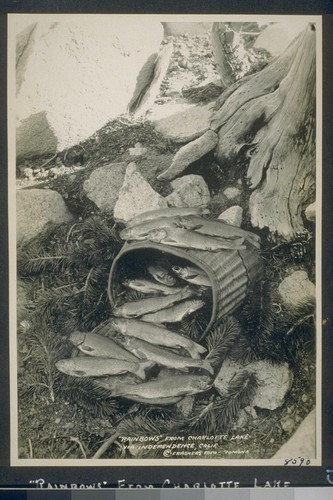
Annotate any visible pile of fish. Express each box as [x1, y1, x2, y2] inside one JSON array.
[[55, 207, 260, 406], [56, 257, 214, 404], [119, 206, 261, 250]]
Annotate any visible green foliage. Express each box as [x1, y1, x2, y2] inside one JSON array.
[[205, 316, 241, 366], [18, 321, 65, 403], [180, 308, 211, 341], [62, 378, 120, 419], [213, 371, 258, 432]]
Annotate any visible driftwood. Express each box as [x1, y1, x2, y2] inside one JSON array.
[[212, 24, 316, 240]]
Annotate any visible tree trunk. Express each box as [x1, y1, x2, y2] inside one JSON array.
[[212, 24, 316, 240]]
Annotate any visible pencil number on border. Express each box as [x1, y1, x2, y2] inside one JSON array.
[[284, 457, 311, 466]]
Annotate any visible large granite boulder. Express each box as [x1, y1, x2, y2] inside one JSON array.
[[15, 18, 164, 160], [17, 188, 73, 243]]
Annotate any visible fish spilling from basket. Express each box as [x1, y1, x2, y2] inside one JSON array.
[[56, 207, 261, 405]]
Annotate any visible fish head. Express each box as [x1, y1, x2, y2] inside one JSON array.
[[120, 227, 147, 241], [171, 265, 184, 277], [146, 229, 167, 242], [55, 359, 73, 375], [128, 280, 146, 290], [69, 330, 86, 346], [119, 227, 130, 240], [109, 317, 127, 334]]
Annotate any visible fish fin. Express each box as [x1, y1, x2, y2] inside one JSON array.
[[163, 237, 178, 243], [187, 343, 207, 358], [135, 361, 154, 380], [246, 237, 261, 249], [185, 271, 201, 279], [79, 345, 95, 353], [186, 348, 201, 359], [132, 348, 148, 361], [73, 370, 87, 377], [190, 224, 204, 231], [202, 360, 214, 375]]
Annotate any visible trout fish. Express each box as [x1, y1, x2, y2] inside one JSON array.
[[114, 335, 213, 374], [175, 215, 261, 248], [109, 317, 207, 359], [95, 376, 183, 405], [147, 265, 177, 286], [120, 217, 179, 241], [69, 331, 138, 362], [124, 279, 182, 296], [145, 228, 246, 251], [126, 207, 210, 227], [55, 356, 153, 380], [113, 286, 193, 318], [140, 299, 205, 323], [172, 265, 211, 287], [110, 374, 212, 400]]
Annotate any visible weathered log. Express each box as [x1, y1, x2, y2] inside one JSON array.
[[211, 23, 236, 87], [213, 24, 316, 240]]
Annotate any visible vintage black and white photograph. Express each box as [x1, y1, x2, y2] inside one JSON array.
[[9, 14, 321, 465]]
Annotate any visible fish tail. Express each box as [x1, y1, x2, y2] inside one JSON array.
[[201, 359, 214, 375], [135, 361, 155, 380], [187, 344, 207, 359], [246, 236, 261, 249]]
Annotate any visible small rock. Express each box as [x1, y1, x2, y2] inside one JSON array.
[[281, 416, 294, 434], [302, 394, 308, 403], [218, 206, 243, 227], [23, 167, 34, 179], [17, 188, 73, 243], [114, 162, 167, 223], [214, 358, 293, 411], [305, 202, 316, 222], [278, 270, 316, 309], [83, 162, 127, 212], [166, 175, 210, 208], [157, 129, 218, 181], [273, 409, 316, 458], [128, 143, 148, 158], [153, 103, 214, 143], [223, 186, 242, 202]]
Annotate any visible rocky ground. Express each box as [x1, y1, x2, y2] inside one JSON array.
[[16, 26, 316, 461]]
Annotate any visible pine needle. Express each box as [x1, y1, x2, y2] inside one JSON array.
[[205, 316, 241, 364], [62, 378, 120, 419], [213, 371, 258, 432]]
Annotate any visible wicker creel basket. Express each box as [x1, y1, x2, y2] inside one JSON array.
[[108, 238, 262, 339]]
